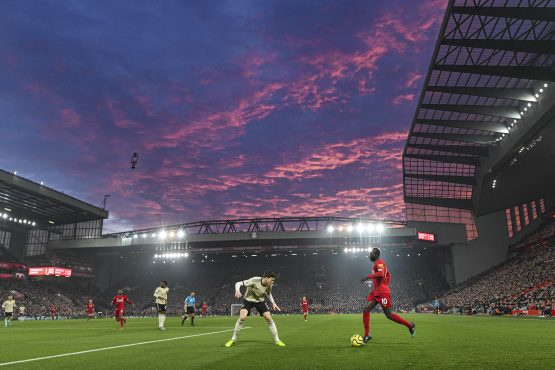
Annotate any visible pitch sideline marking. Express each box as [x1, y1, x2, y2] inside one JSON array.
[[0, 327, 251, 367], [8, 326, 242, 331]]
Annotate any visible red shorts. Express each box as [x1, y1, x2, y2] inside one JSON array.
[[115, 309, 125, 318], [302, 309, 308, 313], [367, 292, 392, 309], [87, 310, 93, 315]]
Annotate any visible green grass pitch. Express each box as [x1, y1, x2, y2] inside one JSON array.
[[0, 314, 553, 369]]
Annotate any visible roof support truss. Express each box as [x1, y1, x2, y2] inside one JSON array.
[[427, 86, 537, 102], [415, 119, 509, 133], [421, 103, 521, 119]]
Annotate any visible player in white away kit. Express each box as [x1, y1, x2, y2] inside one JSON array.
[[154, 280, 169, 330], [2, 295, 16, 328], [225, 270, 285, 347]]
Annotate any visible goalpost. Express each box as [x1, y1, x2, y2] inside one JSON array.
[[231, 304, 243, 316]]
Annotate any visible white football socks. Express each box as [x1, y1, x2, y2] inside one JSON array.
[[158, 314, 166, 327], [232, 318, 244, 340], [267, 320, 280, 342]]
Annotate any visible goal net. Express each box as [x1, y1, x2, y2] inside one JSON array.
[[231, 304, 243, 316]]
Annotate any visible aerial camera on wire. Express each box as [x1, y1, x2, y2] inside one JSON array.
[[131, 153, 139, 170]]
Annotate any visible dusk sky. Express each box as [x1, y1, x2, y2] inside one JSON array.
[[0, 0, 446, 232]]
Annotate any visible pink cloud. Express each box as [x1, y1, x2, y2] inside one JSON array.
[[221, 184, 405, 220], [406, 72, 423, 88], [266, 131, 407, 180], [172, 131, 407, 196], [59, 108, 81, 128], [137, 3, 445, 154], [146, 82, 285, 150], [104, 99, 137, 128], [220, 154, 247, 169], [240, 53, 277, 79], [392, 93, 415, 105]]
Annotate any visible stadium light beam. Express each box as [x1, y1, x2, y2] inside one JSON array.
[[326, 225, 334, 233]]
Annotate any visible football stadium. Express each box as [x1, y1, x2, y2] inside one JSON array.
[[1, 1, 554, 369]]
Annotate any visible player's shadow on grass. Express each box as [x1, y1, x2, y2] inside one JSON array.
[[226, 340, 276, 346], [368, 342, 411, 346]]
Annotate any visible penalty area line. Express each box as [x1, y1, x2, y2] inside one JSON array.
[[0, 327, 251, 367]]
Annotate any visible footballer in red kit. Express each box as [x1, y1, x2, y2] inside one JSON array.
[[50, 305, 57, 320], [111, 290, 133, 329], [301, 297, 309, 321], [360, 247, 415, 344], [87, 299, 95, 321], [201, 302, 208, 317]]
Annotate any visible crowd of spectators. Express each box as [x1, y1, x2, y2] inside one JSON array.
[[97, 253, 447, 316], [5, 241, 550, 319], [436, 242, 554, 315], [12, 242, 553, 319], [0, 277, 88, 318]]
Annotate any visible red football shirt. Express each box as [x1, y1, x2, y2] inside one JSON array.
[[87, 303, 95, 312], [367, 258, 391, 295], [301, 299, 309, 311], [111, 295, 133, 309], [201, 304, 208, 312]]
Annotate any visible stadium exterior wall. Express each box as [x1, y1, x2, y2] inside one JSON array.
[[450, 210, 509, 285], [450, 208, 543, 285], [406, 221, 466, 287]]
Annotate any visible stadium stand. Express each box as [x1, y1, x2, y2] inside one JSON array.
[[97, 254, 448, 316], [438, 223, 555, 315], [0, 278, 88, 318]]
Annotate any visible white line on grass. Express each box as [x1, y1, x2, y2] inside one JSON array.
[[0, 327, 250, 367], [9, 326, 243, 330]]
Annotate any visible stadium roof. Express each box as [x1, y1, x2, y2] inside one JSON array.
[[403, 0, 555, 215], [0, 169, 108, 227]]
